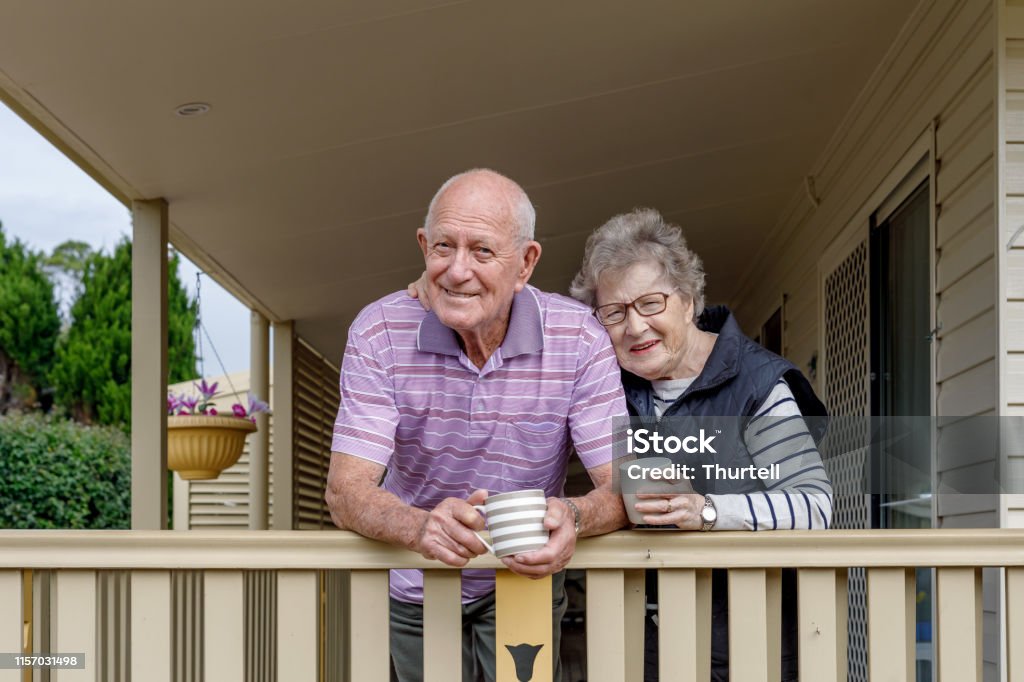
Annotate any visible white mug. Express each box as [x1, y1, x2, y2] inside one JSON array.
[[619, 457, 694, 525], [472, 489, 550, 558]]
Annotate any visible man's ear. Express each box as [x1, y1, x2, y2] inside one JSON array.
[[514, 241, 543, 292], [416, 228, 429, 257]]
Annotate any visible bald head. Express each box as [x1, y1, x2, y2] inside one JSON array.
[[424, 169, 536, 242]]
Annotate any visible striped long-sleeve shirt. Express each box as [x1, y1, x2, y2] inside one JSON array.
[[651, 378, 832, 530]]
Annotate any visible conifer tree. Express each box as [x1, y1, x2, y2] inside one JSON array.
[[0, 223, 61, 412], [51, 238, 197, 427]]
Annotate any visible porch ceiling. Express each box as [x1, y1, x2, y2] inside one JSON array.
[[0, 0, 917, 362]]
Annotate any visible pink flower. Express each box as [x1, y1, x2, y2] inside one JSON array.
[[247, 392, 271, 416], [194, 379, 219, 400], [232, 404, 247, 418]]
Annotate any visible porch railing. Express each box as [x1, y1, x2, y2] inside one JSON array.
[[0, 529, 1022, 682]]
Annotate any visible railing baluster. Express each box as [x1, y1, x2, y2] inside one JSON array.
[[130, 570, 171, 682], [798, 568, 847, 682], [937, 567, 982, 681], [728, 568, 781, 682], [349, 570, 390, 682], [867, 567, 914, 681], [658, 568, 711, 682], [1009, 567, 1024, 682], [422, 570, 461, 682], [277, 570, 318, 681], [624, 569, 645, 682], [53, 570, 96, 681], [0, 571, 21, 682], [204, 570, 244, 681], [587, 569, 626, 682]]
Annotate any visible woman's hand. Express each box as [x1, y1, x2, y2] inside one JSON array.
[[633, 493, 706, 530], [406, 271, 432, 311]]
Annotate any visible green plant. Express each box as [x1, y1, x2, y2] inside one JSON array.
[[0, 413, 130, 528], [0, 224, 61, 412], [170, 379, 270, 419], [50, 239, 197, 427]]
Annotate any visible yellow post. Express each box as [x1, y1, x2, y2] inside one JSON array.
[[496, 572, 552, 682]]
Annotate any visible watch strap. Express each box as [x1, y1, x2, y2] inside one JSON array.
[[561, 497, 581, 535]]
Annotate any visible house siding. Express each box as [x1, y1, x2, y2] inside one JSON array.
[[730, 1, 999, 677], [733, 0, 997, 521]]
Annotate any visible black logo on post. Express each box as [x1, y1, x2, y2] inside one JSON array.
[[505, 643, 544, 681]]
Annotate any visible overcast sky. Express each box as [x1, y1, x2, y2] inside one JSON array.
[[0, 101, 250, 376]]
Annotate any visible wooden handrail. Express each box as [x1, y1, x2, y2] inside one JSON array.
[[0, 528, 1021, 569]]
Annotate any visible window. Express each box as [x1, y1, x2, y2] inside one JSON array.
[[760, 305, 783, 355]]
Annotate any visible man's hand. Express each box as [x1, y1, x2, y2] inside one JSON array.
[[633, 492, 705, 530], [406, 271, 432, 311], [500, 497, 577, 578], [413, 489, 491, 567]]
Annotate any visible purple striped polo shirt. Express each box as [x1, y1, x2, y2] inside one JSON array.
[[332, 284, 626, 604]]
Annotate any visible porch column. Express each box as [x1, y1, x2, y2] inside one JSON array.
[[271, 321, 294, 530], [131, 199, 168, 530], [249, 311, 270, 530]]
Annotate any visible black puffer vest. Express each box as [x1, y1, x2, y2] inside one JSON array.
[[627, 306, 828, 682], [621, 305, 827, 442]]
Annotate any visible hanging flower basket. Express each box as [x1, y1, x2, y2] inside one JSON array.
[[167, 381, 270, 481], [167, 415, 258, 480]]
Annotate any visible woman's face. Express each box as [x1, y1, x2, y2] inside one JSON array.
[[595, 261, 696, 381]]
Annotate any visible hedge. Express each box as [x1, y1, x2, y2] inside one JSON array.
[[0, 413, 130, 528]]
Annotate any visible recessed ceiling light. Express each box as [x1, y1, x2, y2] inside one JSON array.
[[175, 102, 211, 117]]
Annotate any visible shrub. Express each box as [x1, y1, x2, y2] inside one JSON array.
[[0, 413, 130, 528]]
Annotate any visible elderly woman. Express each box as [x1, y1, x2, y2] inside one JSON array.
[[569, 208, 831, 682]]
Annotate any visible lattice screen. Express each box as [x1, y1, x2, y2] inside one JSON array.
[[822, 240, 869, 682], [293, 339, 340, 529]]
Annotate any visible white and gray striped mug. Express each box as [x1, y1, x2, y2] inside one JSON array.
[[472, 489, 550, 558]]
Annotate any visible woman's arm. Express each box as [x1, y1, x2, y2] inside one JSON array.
[[711, 379, 832, 530]]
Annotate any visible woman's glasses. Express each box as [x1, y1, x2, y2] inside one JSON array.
[[594, 291, 673, 326]]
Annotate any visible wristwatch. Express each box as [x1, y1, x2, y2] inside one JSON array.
[[561, 497, 581, 535], [700, 496, 717, 532]]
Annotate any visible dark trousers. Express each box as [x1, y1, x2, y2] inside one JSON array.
[[389, 571, 567, 682], [642, 569, 798, 681]]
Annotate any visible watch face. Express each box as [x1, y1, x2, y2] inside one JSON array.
[[702, 505, 717, 523]]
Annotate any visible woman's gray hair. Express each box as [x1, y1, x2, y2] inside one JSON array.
[[424, 168, 536, 242], [569, 208, 705, 319]]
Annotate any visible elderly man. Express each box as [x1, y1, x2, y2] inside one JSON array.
[[325, 169, 627, 681]]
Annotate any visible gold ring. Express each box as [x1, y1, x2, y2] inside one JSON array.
[[665, 499, 672, 513]]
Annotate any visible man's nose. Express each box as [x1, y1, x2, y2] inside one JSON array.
[[447, 248, 474, 282]]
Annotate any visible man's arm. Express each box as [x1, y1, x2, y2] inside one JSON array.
[[572, 462, 628, 536], [501, 462, 627, 578], [326, 452, 490, 567]]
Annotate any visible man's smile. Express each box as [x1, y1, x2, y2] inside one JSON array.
[[442, 287, 478, 299]]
